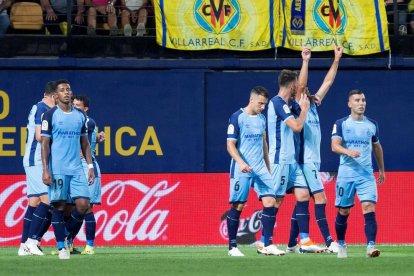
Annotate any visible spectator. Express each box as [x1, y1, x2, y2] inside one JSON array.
[[0, 0, 11, 35], [385, 0, 408, 35], [40, 0, 86, 35], [120, 0, 148, 36], [85, 0, 118, 35]]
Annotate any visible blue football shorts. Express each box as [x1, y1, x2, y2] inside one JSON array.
[[49, 174, 90, 203], [335, 175, 377, 208], [24, 165, 48, 197], [271, 163, 307, 197], [300, 163, 324, 195]]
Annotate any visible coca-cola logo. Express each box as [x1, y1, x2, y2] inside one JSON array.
[[219, 210, 263, 244], [0, 179, 179, 243]]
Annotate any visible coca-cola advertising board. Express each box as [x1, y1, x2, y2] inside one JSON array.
[[0, 172, 412, 246]]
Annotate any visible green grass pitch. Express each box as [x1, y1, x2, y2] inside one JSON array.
[[1, 245, 414, 275]]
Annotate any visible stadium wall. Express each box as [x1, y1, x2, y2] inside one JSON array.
[[0, 61, 413, 245]]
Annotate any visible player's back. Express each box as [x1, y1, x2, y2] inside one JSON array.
[[23, 101, 51, 167], [267, 96, 296, 164], [293, 102, 321, 164]]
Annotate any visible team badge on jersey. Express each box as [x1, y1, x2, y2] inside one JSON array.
[[227, 124, 235, 134], [41, 120, 48, 131], [283, 104, 291, 114]]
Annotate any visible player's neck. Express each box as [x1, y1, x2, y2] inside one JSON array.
[[277, 88, 290, 103], [58, 102, 72, 112], [42, 96, 55, 108], [351, 113, 364, 121]]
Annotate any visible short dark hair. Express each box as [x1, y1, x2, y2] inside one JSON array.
[[348, 89, 364, 99], [251, 86, 269, 99], [44, 81, 55, 96], [72, 95, 90, 108], [54, 79, 70, 89], [278, 69, 298, 88]]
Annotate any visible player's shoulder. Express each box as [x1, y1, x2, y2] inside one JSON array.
[[229, 108, 243, 120], [335, 115, 349, 125], [365, 116, 379, 126], [43, 106, 58, 117]]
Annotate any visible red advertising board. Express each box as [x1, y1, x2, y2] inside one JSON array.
[[0, 172, 412, 246]]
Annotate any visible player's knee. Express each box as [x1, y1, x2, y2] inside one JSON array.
[[295, 189, 310, 201], [362, 202, 375, 213], [313, 192, 327, 204], [338, 207, 351, 216], [261, 196, 275, 207]]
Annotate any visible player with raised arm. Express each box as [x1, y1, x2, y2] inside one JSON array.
[[331, 89, 385, 258], [286, 46, 343, 254], [262, 47, 325, 254], [19, 81, 56, 256], [226, 86, 284, 257], [41, 79, 95, 260]]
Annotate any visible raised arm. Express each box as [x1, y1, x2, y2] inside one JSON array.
[[297, 47, 311, 95], [315, 46, 343, 102], [373, 142, 385, 184], [285, 92, 310, 133]]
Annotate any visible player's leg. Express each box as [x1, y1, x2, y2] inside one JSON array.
[[286, 203, 300, 253], [23, 166, 50, 255], [81, 171, 101, 255], [18, 197, 37, 256], [66, 174, 91, 250], [357, 177, 380, 257], [334, 179, 355, 258], [49, 174, 71, 259], [227, 175, 250, 256], [258, 164, 287, 251], [253, 169, 284, 256], [302, 163, 336, 251]]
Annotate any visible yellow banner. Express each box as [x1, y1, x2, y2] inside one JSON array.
[[154, 0, 278, 51], [276, 0, 390, 55]]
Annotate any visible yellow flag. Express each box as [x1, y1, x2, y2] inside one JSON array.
[[154, 0, 278, 51], [276, 0, 390, 55]]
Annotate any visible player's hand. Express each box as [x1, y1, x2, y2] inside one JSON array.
[[301, 47, 311, 62], [88, 169, 95, 186], [239, 163, 252, 173], [42, 170, 51, 186], [298, 92, 310, 112], [334, 46, 343, 61], [377, 171, 385, 185], [346, 149, 360, 158], [312, 93, 321, 106]]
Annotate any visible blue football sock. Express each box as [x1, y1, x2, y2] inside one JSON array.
[[21, 206, 36, 243], [36, 208, 52, 242], [364, 212, 377, 246], [51, 209, 66, 248], [262, 207, 277, 247], [65, 208, 85, 237], [288, 205, 299, 247], [315, 203, 333, 246], [28, 202, 49, 240], [226, 207, 241, 250], [296, 201, 310, 240], [335, 212, 349, 243], [85, 212, 96, 246]]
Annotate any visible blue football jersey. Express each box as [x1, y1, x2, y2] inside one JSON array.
[[227, 108, 267, 172], [331, 115, 380, 178], [23, 101, 52, 167], [41, 106, 88, 175], [267, 96, 296, 164], [86, 116, 97, 159], [293, 101, 321, 164]]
